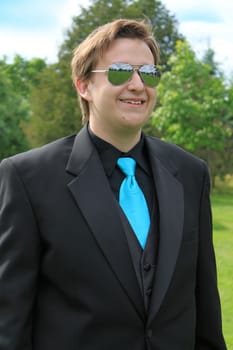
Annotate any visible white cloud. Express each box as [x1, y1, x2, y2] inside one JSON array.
[[0, 27, 60, 62]]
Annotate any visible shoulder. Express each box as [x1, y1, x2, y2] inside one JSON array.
[[146, 135, 206, 168], [0, 134, 76, 181], [145, 135, 209, 183], [11, 134, 75, 164]]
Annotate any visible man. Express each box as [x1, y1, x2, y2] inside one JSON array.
[[0, 19, 226, 349]]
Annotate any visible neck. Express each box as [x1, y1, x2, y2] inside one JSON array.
[[89, 122, 142, 152]]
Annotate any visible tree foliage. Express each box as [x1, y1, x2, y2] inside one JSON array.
[[1, 55, 46, 96], [0, 55, 47, 156], [152, 40, 233, 181], [202, 47, 221, 77], [212, 81, 233, 179], [0, 67, 29, 158], [24, 64, 81, 147]]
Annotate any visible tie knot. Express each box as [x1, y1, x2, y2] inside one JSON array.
[[117, 157, 136, 177]]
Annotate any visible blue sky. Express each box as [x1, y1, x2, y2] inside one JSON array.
[[0, 0, 82, 61], [0, 0, 232, 77]]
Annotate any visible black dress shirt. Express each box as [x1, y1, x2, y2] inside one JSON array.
[[87, 126, 154, 215]]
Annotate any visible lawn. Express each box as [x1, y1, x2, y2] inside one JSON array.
[[212, 178, 233, 349]]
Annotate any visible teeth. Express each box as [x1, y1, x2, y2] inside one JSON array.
[[124, 100, 143, 105]]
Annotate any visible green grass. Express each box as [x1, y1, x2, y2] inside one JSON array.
[[212, 179, 233, 349]]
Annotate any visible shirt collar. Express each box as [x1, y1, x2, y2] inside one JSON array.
[[88, 124, 151, 177]]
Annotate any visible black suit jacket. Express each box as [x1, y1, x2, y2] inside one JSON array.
[[0, 125, 226, 349]]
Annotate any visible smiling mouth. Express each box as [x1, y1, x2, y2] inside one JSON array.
[[120, 99, 145, 105]]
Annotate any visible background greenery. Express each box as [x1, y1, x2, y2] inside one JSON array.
[[212, 178, 233, 349]]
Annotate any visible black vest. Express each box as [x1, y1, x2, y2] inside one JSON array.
[[118, 198, 159, 312]]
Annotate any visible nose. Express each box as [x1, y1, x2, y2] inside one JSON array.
[[127, 70, 144, 91]]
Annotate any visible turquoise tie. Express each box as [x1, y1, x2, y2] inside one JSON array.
[[117, 157, 150, 248]]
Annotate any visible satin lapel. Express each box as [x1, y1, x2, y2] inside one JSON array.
[[146, 138, 184, 323], [66, 126, 145, 320]]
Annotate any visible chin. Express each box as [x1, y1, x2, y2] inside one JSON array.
[[120, 114, 149, 128]]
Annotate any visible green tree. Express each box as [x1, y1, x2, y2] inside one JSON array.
[[202, 47, 223, 77], [0, 55, 46, 96], [210, 81, 233, 179], [0, 68, 29, 158], [0, 55, 47, 154], [24, 64, 81, 147], [152, 40, 232, 183]]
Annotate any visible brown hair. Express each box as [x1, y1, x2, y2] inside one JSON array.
[[71, 18, 160, 124]]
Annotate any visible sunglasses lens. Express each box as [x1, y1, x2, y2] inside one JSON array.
[[107, 63, 161, 87], [139, 65, 161, 87], [108, 63, 133, 85]]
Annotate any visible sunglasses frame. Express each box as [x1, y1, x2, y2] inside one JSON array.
[[91, 63, 161, 88]]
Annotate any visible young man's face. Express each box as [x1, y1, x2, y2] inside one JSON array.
[[78, 38, 157, 142]]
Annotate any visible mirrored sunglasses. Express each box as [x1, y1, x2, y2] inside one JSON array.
[[91, 63, 161, 88]]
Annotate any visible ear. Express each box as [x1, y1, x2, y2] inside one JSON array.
[[75, 79, 92, 101]]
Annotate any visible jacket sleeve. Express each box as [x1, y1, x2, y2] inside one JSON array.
[[0, 158, 40, 350], [195, 163, 227, 349]]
